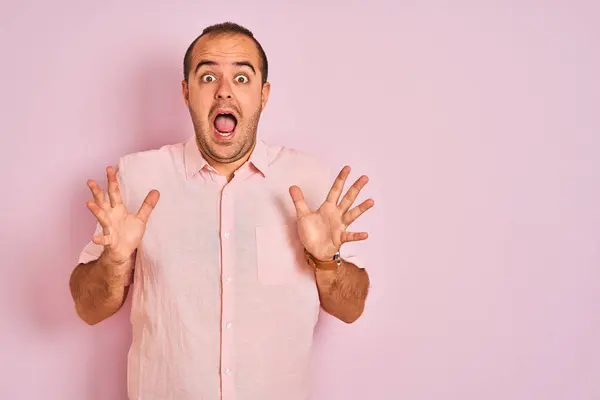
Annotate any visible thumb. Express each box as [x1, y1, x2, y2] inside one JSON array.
[[136, 189, 160, 223], [289, 185, 311, 218]]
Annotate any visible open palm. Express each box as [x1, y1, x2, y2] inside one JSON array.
[[289, 166, 374, 261], [86, 166, 160, 266]]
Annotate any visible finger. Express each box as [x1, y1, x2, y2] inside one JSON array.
[[338, 175, 369, 214], [326, 166, 351, 205], [341, 231, 369, 243], [107, 166, 123, 207], [92, 234, 112, 246], [87, 179, 108, 209], [289, 185, 311, 218], [136, 189, 160, 223], [86, 200, 110, 229], [343, 198, 375, 226]]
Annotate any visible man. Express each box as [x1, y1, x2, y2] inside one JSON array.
[[69, 22, 373, 400]]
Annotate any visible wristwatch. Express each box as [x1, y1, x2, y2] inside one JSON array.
[[303, 248, 341, 270]]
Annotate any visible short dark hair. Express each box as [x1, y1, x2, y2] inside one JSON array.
[[183, 22, 269, 85]]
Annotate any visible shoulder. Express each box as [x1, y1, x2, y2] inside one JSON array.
[[263, 140, 334, 179], [263, 140, 336, 207], [117, 141, 186, 179], [114, 141, 186, 208]]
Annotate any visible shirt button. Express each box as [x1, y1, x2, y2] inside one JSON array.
[[226, 322, 232, 329], [223, 232, 230, 239], [225, 276, 231, 283], [225, 368, 231, 375]]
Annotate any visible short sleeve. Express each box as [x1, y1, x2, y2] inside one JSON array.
[[77, 158, 128, 265], [78, 221, 105, 264]]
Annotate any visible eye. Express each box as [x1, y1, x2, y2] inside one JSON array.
[[235, 75, 249, 84], [201, 74, 216, 83]]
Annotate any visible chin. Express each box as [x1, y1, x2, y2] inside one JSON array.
[[204, 135, 248, 162]]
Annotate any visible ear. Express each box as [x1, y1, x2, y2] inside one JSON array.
[[181, 79, 190, 107], [260, 82, 271, 111]]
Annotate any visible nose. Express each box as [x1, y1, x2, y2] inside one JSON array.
[[215, 80, 233, 100]]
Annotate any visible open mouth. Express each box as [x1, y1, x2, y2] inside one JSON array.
[[213, 112, 238, 137]]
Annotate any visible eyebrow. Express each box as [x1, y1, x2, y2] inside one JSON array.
[[194, 60, 256, 75]]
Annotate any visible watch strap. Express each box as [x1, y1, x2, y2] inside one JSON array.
[[303, 248, 340, 270]]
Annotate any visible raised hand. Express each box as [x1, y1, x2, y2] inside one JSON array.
[[86, 166, 160, 267], [289, 165, 374, 261]]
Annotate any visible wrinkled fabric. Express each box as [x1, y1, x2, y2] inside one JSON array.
[[78, 137, 361, 400]]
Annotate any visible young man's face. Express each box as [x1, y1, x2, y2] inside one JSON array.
[[182, 33, 270, 167]]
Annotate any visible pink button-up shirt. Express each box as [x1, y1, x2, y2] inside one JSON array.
[[78, 137, 359, 400]]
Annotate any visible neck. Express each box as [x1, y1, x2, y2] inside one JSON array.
[[200, 140, 256, 182], [215, 159, 245, 182]]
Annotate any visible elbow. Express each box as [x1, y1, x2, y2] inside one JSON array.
[[339, 315, 359, 324], [81, 316, 101, 326], [69, 264, 114, 326], [73, 294, 121, 325], [324, 301, 365, 324], [82, 315, 103, 326], [74, 304, 104, 326], [339, 306, 365, 324]]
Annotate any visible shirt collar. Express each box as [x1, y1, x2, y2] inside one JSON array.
[[184, 137, 209, 179], [184, 137, 269, 179], [247, 139, 269, 177]]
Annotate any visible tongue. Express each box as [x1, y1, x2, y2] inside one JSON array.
[[215, 115, 236, 133]]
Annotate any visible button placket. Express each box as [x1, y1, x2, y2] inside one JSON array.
[[219, 185, 236, 399]]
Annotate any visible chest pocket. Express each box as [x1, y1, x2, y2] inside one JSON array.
[[255, 222, 309, 285]]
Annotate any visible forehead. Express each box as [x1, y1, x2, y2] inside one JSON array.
[[191, 33, 261, 67]]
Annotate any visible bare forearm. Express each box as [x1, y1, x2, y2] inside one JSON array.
[[69, 252, 132, 325], [315, 260, 370, 323]]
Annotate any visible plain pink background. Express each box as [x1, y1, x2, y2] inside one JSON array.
[[1, 1, 599, 399]]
